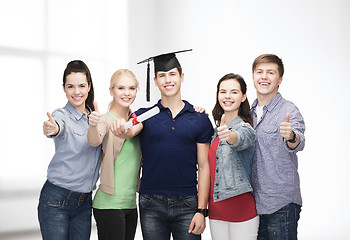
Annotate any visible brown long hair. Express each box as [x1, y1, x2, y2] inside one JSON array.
[[63, 60, 95, 111], [212, 73, 253, 127]]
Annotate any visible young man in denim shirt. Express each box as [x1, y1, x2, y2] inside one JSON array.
[[250, 54, 306, 240]]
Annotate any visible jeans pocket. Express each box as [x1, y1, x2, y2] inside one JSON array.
[[184, 195, 198, 209], [139, 195, 152, 209], [41, 193, 65, 209]]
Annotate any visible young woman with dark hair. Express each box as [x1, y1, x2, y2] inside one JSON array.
[[38, 60, 102, 240], [209, 73, 258, 240]]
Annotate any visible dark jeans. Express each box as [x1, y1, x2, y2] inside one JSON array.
[[139, 194, 201, 240], [93, 208, 138, 240], [258, 203, 301, 240], [37, 180, 92, 240]]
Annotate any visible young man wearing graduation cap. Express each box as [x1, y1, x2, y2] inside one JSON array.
[[111, 50, 214, 240]]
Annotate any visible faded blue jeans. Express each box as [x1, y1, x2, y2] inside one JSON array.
[[139, 194, 201, 240], [258, 203, 301, 240], [38, 180, 92, 240]]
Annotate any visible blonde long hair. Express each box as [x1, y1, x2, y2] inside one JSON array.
[[108, 69, 139, 111]]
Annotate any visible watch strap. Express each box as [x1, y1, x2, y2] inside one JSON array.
[[196, 208, 208, 217], [288, 131, 297, 143]]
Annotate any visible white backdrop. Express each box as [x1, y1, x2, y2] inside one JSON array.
[[0, 0, 349, 239]]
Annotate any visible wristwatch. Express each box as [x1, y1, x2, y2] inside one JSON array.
[[196, 208, 209, 217], [288, 131, 297, 143]]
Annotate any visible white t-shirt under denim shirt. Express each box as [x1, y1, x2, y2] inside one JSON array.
[[256, 105, 264, 123]]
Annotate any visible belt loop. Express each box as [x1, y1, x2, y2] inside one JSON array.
[[67, 191, 73, 200]]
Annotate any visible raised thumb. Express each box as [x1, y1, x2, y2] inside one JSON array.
[[285, 113, 290, 123], [93, 102, 99, 113], [47, 112, 55, 123], [220, 114, 226, 126]]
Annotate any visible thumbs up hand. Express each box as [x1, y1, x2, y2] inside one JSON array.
[[280, 113, 294, 140], [88, 102, 102, 127], [217, 114, 230, 142], [43, 112, 59, 136]]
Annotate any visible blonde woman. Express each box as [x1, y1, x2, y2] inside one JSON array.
[[87, 69, 141, 240]]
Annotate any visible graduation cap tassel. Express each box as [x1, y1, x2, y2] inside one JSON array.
[[146, 61, 150, 102]]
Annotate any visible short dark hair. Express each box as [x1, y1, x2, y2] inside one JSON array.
[[155, 66, 182, 78]]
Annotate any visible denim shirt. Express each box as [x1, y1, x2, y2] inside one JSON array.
[[47, 102, 102, 193], [211, 116, 256, 202], [251, 93, 305, 214]]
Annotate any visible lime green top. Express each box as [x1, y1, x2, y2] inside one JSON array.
[[93, 112, 141, 209]]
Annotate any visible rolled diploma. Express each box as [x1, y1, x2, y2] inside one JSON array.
[[124, 106, 160, 130]]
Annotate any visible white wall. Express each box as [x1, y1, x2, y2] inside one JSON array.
[[0, 0, 349, 239]]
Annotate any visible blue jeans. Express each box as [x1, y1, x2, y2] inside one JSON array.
[[139, 194, 201, 240], [258, 203, 301, 240], [38, 180, 92, 240]]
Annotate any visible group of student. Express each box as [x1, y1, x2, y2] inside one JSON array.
[[38, 51, 305, 240]]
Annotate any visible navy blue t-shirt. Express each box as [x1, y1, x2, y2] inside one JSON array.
[[135, 100, 214, 196]]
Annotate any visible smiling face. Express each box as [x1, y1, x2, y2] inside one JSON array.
[[63, 72, 90, 113], [109, 74, 137, 109], [154, 68, 183, 98], [253, 62, 282, 101], [218, 79, 247, 118]]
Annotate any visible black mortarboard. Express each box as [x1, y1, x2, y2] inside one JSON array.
[[137, 49, 192, 101]]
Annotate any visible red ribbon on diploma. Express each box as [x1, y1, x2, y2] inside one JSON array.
[[131, 113, 140, 126]]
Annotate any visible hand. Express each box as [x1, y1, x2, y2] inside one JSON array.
[[110, 118, 130, 138], [88, 102, 102, 127], [43, 112, 59, 136], [188, 213, 206, 235], [217, 114, 230, 142], [280, 113, 294, 141], [193, 106, 208, 116]]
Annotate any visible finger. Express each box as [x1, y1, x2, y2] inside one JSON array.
[[191, 221, 204, 235], [220, 114, 226, 127], [192, 226, 203, 235], [218, 125, 228, 133], [285, 113, 290, 123], [188, 220, 195, 233], [47, 112, 55, 124], [217, 125, 229, 140], [117, 119, 126, 135], [110, 120, 115, 130], [89, 118, 97, 127], [194, 106, 205, 113], [44, 120, 51, 126], [89, 112, 101, 124], [93, 102, 99, 113]]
